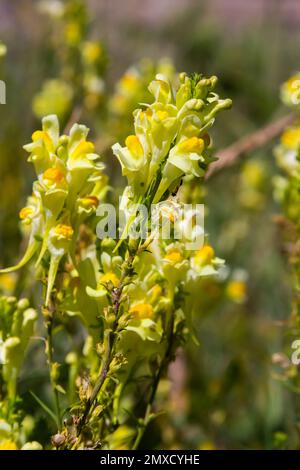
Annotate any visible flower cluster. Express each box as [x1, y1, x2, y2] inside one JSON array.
[[0, 295, 40, 450], [274, 76, 300, 224], [0, 71, 231, 450], [113, 73, 231, 239], [108, 58, 176, 140], [273, 74, 300, 398], [280, 73, 300, 108], [0, 296, 37, 401], [1, 115, 107, 306]]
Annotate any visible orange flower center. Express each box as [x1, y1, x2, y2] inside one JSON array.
[[54, 224, 74, 239]]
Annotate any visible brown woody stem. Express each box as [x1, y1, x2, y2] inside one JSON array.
[[206, 113, 295, 179]]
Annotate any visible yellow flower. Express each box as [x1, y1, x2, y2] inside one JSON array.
[[281, 74, 300, 107], [19, 206, 34, 220], [71, 141, 95, 159], [281, 127, 300, 150], [111, 94, 127, 113], [226, 280, 247, 303], [140, 109, 153, 120], [286, 75, 300, 94], [178, 137, 205, 154], [64, 22, 81, 45], [32, 130, 55, 153], [129, 303, 154, 319], [164, 248, 183, 264], [149, 284, 162, 303], [241, 161, 265, 188], [99, 272, 120, 288], [150, 79, 170, 102], [0, 273, 16, 292], [43, 167, 65, 184], [156, 110, 169, 121], [198, 441, 216, 451], [125, 135, 144, 159], [0, 440, 18, 450], [82, 41, 102, 64], [194, 245, 215, 267], [54, 224, 74, 240], [32, 80, 73, 120], [120, 74, 139, 92], [79, 196, 99, 207]]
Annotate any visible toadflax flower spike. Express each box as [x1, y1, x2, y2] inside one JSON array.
[[112, 72, 231, 240], [0, 115, 106, 299]]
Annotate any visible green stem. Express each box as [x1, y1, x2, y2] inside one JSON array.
[[76, 251, 137, 438], [46, 315, 61, 431], [77, 329, 114, 434], [132, 309, 175, 450]]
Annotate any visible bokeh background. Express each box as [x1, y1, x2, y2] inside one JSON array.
[[1, 0, 300, 449]]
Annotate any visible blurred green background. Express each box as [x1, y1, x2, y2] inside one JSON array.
[[1, 0, 300, 449]]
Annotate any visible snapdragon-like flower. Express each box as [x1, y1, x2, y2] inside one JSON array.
[[0, 296, 37, 400], [112, 73, 231, 239], [281, 73, 300, 107], [274, 75, 300, 224], [1, 115, 107, 306], [275, 125, 300, 175], [108, 58, 176, 139], [189, 244, 224, 279], [86, 250, 122, 301], [33, 79, 74, 120]]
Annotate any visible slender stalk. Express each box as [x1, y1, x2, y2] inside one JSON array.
[[132, 309, 175, 450], [46, 308, 61, 430], [206, 112, 295, 178], [77, 329, 114, 434], [76, 251, 136, 437]]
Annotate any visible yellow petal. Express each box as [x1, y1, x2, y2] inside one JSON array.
[[0, 440, 18, 450], [281, 127, 300, 149], [43, 167, 65, 184], [54, 224, 74, 239], [226, 280, 247, 302], [71, 141, 95, 159], [19, 206, 34, 220], [79, 196, 99, 207], [178, 137, 205, 154], [164, 248, 183, 264], [125, 135, 144, 159], [99, 272, 120, 288], [156, 110, 169, 120], [194, 245, 215, 266], [286, 75, 300, 93], [120, 74, 139, 92], [32, 130, 55, 152], [129, 303, 153, 319]]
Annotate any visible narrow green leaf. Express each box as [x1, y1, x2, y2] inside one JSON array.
[[29, 390, 57, 425], [55, 384, 66, 395]]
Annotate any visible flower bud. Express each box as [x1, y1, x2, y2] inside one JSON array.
[[22, 441, 43, 450], [51, 433, 66, 449], [101, 238, 117, 250], [17, 298, 30, 311]]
